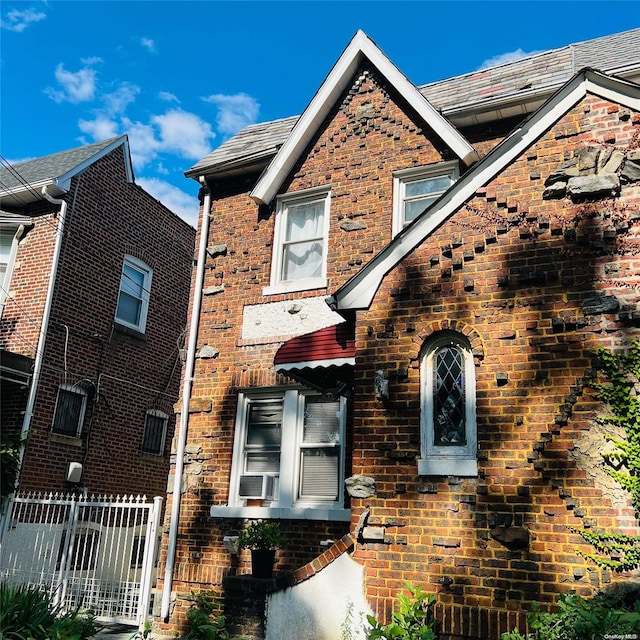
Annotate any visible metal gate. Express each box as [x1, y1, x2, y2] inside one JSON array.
[[0, 492, 162, 625]]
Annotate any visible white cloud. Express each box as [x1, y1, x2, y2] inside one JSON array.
[[137, 177, 199, 227], [478, 49, 540, 70], [159, 91, 179, 103], [78, 115, 119, 141], [103, 83, 140, 116], [140, 37, 156, 54], [45, 61, 100, 103], [202, 92, 260, 136], [122, 119, 162, 167], [151, 109, 215, 159], [0, 7, 46, 32]]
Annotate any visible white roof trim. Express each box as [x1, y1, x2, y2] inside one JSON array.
[[328, 69, 640, 311], [250, 30, 478, 206], [55, 135, 133, 190]]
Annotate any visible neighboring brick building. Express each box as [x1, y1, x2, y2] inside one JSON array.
[[0, 136, 195, 499], [157, 30, 640, 639]]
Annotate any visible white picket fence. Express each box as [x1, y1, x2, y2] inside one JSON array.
[[0, 492, 162, 625]]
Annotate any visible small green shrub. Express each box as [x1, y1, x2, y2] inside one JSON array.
[[184, 590, 234, 640], [365, 583, 437, 640], [237, 520, 286, 551], [0, 582, 97, 640], [500, 587, 640, 640]]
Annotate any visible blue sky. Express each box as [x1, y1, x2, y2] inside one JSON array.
[[1, 1, 638, 227]]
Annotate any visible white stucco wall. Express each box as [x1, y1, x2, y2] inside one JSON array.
[[265, 552, 372, 640], [242, 296, 344, 341]]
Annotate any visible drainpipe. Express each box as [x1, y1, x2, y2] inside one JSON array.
[[161, 177, 211, 620], [17, 186, 68, 479]]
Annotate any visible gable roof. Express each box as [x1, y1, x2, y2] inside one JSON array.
[[187, 29, 640, 182], [326, 69, 640, 312], [0, 136, 132, 207], [249, 30, 478, 206]]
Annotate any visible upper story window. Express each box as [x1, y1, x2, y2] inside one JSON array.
[[115, 255, 152, 333], [0, 225, 23, 312], [392, 161, 459, 236], [265, 187, 330, 295], [51, 384, 88, 438], [419, 331, 477, 476], [229, 388, 346, 511], [141, 409, 168, 455]]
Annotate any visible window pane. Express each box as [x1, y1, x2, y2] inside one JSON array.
[[433, 345, 466, 446], [52, 389, 84, 436], [405, 176, 452, 198], [285, 201, 324, 242], [116, 292, 142, 325], [142, 413, 166, 454], [300, 449, 339, 499], [121, 264, 145, 297], [282, 240, 323, 280], [246, 453, 280, 473], [404, 195, 439, 223], [246, 401, 282, 446], [303, 397, 340, 443]]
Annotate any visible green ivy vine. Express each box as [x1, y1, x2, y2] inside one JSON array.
[[572, 339, 640, 571]]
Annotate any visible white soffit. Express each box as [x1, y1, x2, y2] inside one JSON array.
[[250, 30, 479, 206], [328, 69, 640, 311]]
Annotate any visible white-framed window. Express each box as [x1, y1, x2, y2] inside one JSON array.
[[264, 186, 330, 295], [0, 225, 22, 312], [419, 331, 477, 476], [392, 161, 459, 236], [228, 388, 346, 510], [51, 384, 88, 438], [115, 255, 152, 333], [141, 409, 168, 455]]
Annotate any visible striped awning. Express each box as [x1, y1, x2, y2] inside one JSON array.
[[274, 318, 355, 394]]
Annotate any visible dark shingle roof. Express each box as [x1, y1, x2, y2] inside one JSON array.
[[189, 28, 640, 178], [0, 136, 125, 194]]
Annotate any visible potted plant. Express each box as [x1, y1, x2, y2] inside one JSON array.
[[237, 520, 286, 578]]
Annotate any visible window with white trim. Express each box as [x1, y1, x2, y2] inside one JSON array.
[[115, 255, 152, 333], [419, 332, 477, 476], [141, 410, 168, 455], [392, 162, 458, 236], [0, 225, 22, 311], [230, 388, 346, 509], [265, 187, 330, 294], [51, 384, 88, 438]]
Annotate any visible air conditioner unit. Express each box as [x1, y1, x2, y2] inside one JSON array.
[[238, 474, 275, 500]]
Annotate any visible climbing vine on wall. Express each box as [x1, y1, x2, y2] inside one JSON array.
[[572, 340, 640, 571]]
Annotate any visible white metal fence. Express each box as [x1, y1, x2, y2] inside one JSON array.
[[0, 492, 162, 625]]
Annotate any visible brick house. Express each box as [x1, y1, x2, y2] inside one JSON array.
[[0, 136, 195, 499], [157, 30, 640, 639]]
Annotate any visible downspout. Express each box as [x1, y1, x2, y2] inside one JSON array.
[[161, 177, 211, 620], [17, 186, 68, 478]]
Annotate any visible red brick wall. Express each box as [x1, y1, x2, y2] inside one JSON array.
[[11, 147, 195, 498], [349, 95, 640, 639], [159, 66, 640, 638]]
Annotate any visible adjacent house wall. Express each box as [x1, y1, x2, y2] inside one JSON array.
[[4, 146, 195, 499]]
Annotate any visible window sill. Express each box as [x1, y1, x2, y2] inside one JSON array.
[[262, 278, 327, 296], [112, 322, 147, 340], [49, 433, 83, 448], [418, 457, 478, 477], [210, 505, 351, 522]]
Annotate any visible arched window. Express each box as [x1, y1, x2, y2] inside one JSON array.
[[419, 331, 477, 476]]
